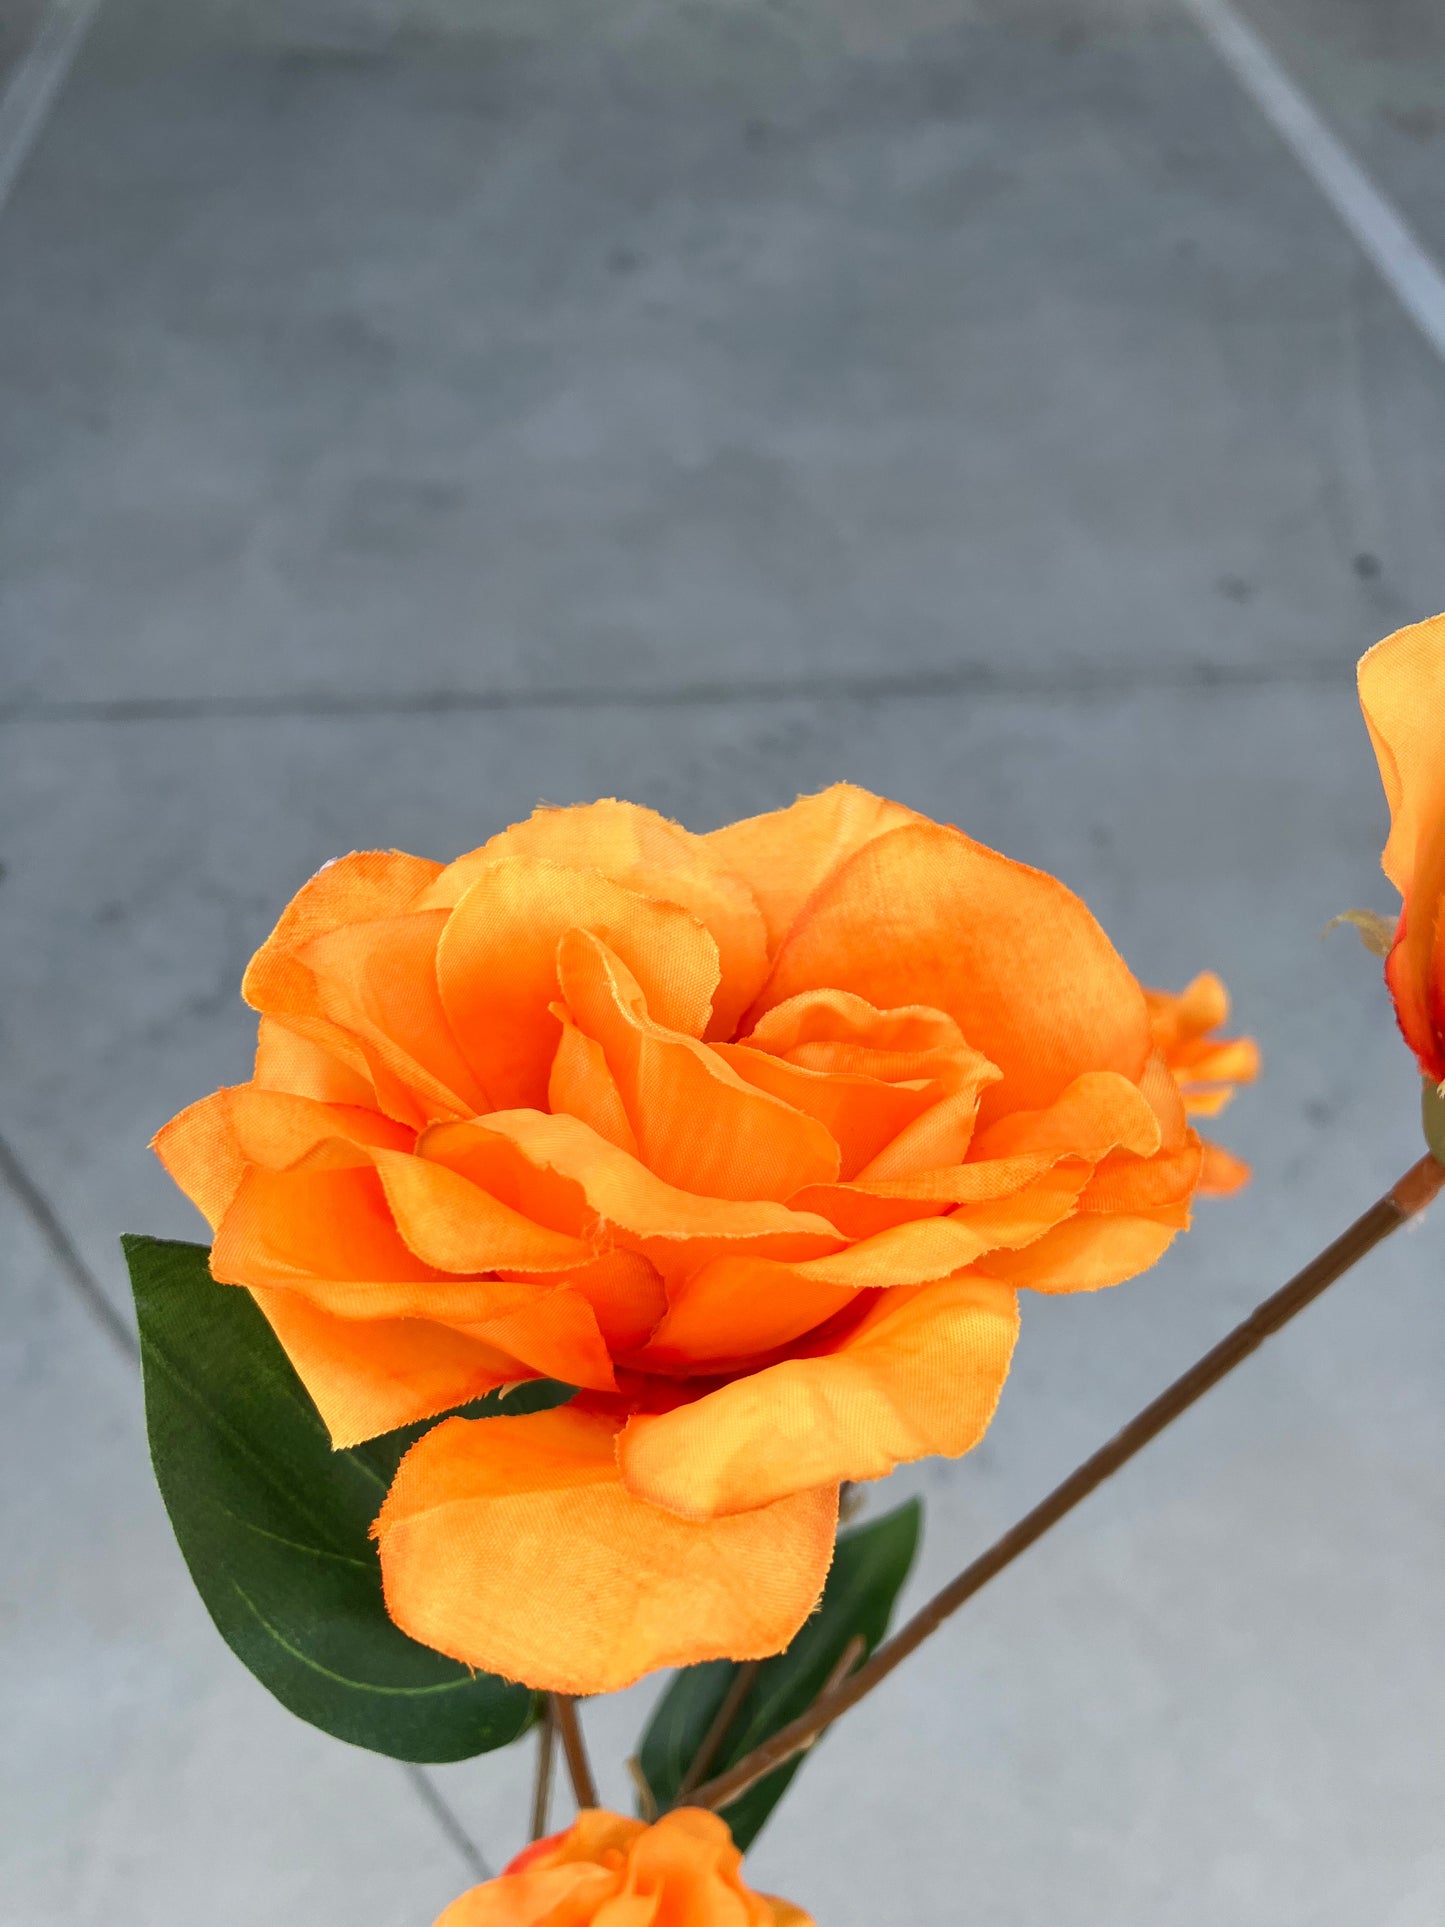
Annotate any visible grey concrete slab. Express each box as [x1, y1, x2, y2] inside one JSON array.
[[4, 676, 1443, 1922], [0, 1181, 498, 1927], [2, 0, 1439, 713], [1237, 0, 1445, 278], [0, 0, 54, 88]]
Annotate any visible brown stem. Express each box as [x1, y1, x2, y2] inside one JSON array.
[[551, 1693, 599, 1811], [689, 1155, 1445, 1815], [674, 1661, 762, 1801], [530, 1699, 556, 1841]]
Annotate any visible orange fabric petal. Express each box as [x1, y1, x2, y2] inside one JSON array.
[[226, 1086, 413, 1167], [783, 1183, 955, 1239], [1359, 617, 1445, 1079], [722, 988, 1000, 1180], [301, 911, 490, 1121], [755, 822, 1153, 1122], [638, 1260, 858, 1369], [372, 1148, 596, 1273], [619, 1275, 1019, 1517], [978, 1208, 1184, 1294], [1145, 974, 1260, 1105], [213, 1161, 621, 1389], [1144, 970, 1231, 1049], [1075, 1134, 1203, 1217], [1198, 1141, 1253, 1197], [948, 1161, 1093, 1246], [640, 1198, 1055, 1368], [742, 985, 966, 1069], [700, 1040, 921, 1184], [435, 856, 721, 1111], [801, 1072, 1162, 1230], [424, 800, 770, 1041], [213, 1160, 440, 1290], [435, 1863, 615, 1927], [151, 1089, 248, 1231], [250, 1284, 521, 1447], [1175, 1036, 1260, 1091], [241, 857, 444, 1123], [522, 1248, 666, 1355], [436, 1809, 812, 1927], [548, 1012, 638, 1154], [702, 784, 921, 953], [374, 1406, 838, 1693], [241, 849, 442, 1019], [208, 1159, 578, 1322], [506, 1810, 646, 1876], [969, 1069, 1162, 1164], [793, 1153, 1095, 1246], [452, 1285, 617, 1394], [778, 1215, 992, 1286], [421, 1113, 844, 1278], [853, 1080, 996, 1181], [1359, 616, 1445, 897], [818, 1157, 1053, 1208], [557, 931, 840, 1201], [252, 1013, 379, 1108]]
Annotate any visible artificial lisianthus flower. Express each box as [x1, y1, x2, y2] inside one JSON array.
[[157, 785, 1234, 1690]]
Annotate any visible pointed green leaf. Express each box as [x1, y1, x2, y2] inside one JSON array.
[[638, 1498, 921, 1850], [124, 1234, 571, 1762]]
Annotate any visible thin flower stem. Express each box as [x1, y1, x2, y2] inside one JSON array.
[[551, 1693, 600, 1811], [675, 1661, 762, 1801], [689, 1154, 1445, 1815], [530, 1698, 556, 1841]]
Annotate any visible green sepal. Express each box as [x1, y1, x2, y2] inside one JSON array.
[[637, 1497, 921, 1850], [124, 1234, 571, 1762], [1324, 909, 1397, 959], [1422, 1077, 1445, 1165]]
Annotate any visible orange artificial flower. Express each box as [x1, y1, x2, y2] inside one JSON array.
[[1144, 974, 1259, 1195], [1358, 616, 1445, 1085], [432, 1808, 812, 1927], [156, 785, 1224, 1692]]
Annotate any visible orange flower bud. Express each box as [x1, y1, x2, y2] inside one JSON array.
[[1358, 617, 1445, 1086], [1144, 974, 1259, 1195], [433, 1808, 813, 1926], [155, 786, 1230, 1692]]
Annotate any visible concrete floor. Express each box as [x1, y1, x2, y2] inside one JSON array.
[[2, 0, 1443, 1922]]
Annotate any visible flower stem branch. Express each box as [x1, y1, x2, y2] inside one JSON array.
[[551, 1694, 599, 1811], [688, 1154, 1445, 1815], [675, 1661, 762, 1800], [530, 1697, 556, 1841]]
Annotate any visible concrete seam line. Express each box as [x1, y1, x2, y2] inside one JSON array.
[[0, 0, 103, 220], [1180, 0, 1445, 366], [403, 1764, 495, 1886], [0, 1124, 139, 1362], [0, 656, 1359, 727], [0, 1127, 491, 1882]]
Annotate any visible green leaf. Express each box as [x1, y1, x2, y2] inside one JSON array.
[[1422, 1077, 1445, 1165], [637, 1497, 921, 1850], [124, 1234, 571, 1762]]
